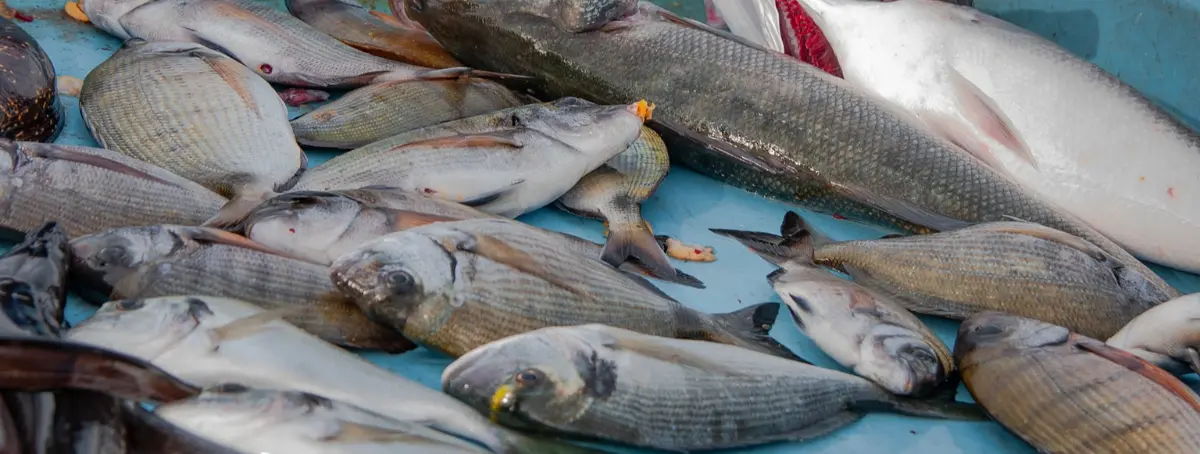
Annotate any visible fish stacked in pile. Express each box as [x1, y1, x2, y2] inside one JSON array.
[[0, 0, 1193, 452]]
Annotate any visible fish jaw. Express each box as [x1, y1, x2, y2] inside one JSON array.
[[67, 297, 210, 363], [954, 312, 1071, 369], [329, 233, 455, 330]]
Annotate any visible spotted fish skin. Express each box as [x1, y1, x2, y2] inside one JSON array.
[[0, 17, 61, 143]]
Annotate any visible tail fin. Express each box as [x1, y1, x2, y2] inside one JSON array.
[[709, 211, 816, 266], [601, 220, 676, 279], [202, 190, 273, 229], [711, 303, 809, 363]]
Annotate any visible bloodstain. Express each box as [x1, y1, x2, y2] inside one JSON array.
[[693, 248, 703, 254], [287, 228, 296, 234], [13, 11, 33, 22], [259, 64, 273, 74], [1168, 187, 1176, 198], [832, 213, 846, 220], [422, 188, 437, 194], [776, 0, 843, 77], [278, 88, 329, 106]]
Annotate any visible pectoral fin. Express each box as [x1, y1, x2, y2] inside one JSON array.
[[835, 183, 972, 232], [966, 223, 1106, 262], [1076, 338, 1200, 411], [205, 309, 289, 350], [177, 227, 309, 261], [447, 233, 591, 297], [322, 421, 434, 444], [25, 145, 178, 188], [594, 328, 745, 374], [393, 132, 524, 150], [944, 68, 1036, 169], [193, 52, 261, 116]]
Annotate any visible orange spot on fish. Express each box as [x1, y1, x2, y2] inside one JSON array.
[[1139, 176, 1145, 181], [693, 248, 702, 254], [1168, 187, 1177, 198]]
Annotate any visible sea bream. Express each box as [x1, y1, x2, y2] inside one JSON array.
[[404, 0, 1177, 297], [764, 0, 1200, 273], [287, 0, 463, 69]]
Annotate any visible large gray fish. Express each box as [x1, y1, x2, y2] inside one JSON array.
[[956, 312, 1200, 453], [286, 0, 463, 69], [0, 139, 225, 238], [76, 0, 500, 88], [79, 39, 304, 227], [329, 218, 800, 360], [290, 77, 523, 149], [65, 295, 603, 454], [443, 324, 983, 451], [712, 212, 955, 397], [793, 221, 1170, 339], [66, 225, 413, 352], [157, 385, 491, 454], [294, 98, 649, 218], [556, 126, 673, 277], [1107, 293, 1200, 376], [405, 0, 1176, 297]]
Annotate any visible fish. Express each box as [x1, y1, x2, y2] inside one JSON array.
[[157, 385, 491, 454], [0, 139, 227, 238], [555, 126, 674, 277], [294, 98, 650, 218], [792, 221, 1170, 339], [955, 312, 1200, 453], [123, 402, 242, 454], [238, 187, 706, 287], [713, 211, 955, 397], [777, 0, 1200, 274], [290, 77, 524, 149], [65, 295, 604, 454], [329, 218, 802, 360], [0, 336, 198, 402], [404, 0, 1179, 298], [286, 0, 463, 69], [1107, 293, 1200, 376], [0, 17, 61, 142], [0, 222, 69, 337], [707, 0, 784, 52], [79, 39, 305, 228], [66, 224, 414, 352], [442, 324, 984, 451]]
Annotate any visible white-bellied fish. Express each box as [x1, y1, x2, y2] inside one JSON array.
[[1107, 293, 1200, 376]]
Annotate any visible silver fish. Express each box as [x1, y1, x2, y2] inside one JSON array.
[[65, 295, 602, 454], [1107, 293, 1200, 376], [79, 39, 304, 227], [442, 324, 983, 451]]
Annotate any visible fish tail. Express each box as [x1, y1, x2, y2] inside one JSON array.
[[709, 302, 809, 363], [710, 211, 815, 266], [601, 219, 677, 277], [202, 190, 274, 229]]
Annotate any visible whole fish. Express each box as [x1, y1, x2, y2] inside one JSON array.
[[955, 312, 1200, 453], [404, 0, 1177, 298], [330, 218, 801, 360], [1107, 293, 1200, 376], [123, 403, 242, 454], [76, 0, 490, 88], [290, 77, 523, 149], [0, 140, 226, 238], [0, 17, 61, 142], [795, 221, 1169, 339], [157, 385, 491, 454], [713, 212, 954, 397], [79, 39, 305, 227], [783, 0, 1200, 274], [238, 188, 705, 287], [65, 295, 603, 454], [443, 324, 983, 451], [556, 126, 673, 277], [67, 225, 413, 352], [286, 0, 463, 69], [294, 98, 650, 218]]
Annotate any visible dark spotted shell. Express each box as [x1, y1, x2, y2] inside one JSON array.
[[0, 17, 60, 143]]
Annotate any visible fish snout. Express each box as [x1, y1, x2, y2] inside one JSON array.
[[442, 358, 516, 417]]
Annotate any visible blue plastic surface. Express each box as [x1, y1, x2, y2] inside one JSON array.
[[8, 1, 1200, 453]]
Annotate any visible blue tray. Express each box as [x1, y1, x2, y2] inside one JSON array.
[[11, 1, 1200, 453]]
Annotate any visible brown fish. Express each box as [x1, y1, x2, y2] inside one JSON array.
[[286, 0, 463, 68]]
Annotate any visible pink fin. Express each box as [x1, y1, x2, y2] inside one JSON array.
[[945, 68, 1037, 169]]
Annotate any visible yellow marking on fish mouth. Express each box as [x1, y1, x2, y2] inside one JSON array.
[[632, 100, 655, 121], [65, 2, 90, 23], [489, 385, 513, 422]]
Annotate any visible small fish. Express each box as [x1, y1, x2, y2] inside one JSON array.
[[956, 312, 1200, 453], [290, 77, 524, 149], [66, 295, 602, 454], [0, 16, 61, 142], [0, 222, 69, 337], [0, 140, 226, 238], [330, 218, 802, 360], [239, 187, 705, 287], [294, 98, 650, 218], [1107, 293, 1200, 376], [157, 385, 491, 454], [80, 39, 305, 228], [287, 0, 463, 69], [556, 126, 673, 277], [67, 225, 413, 352], [714, 212, 955, 397], [802, 221, 1169, 339], [443, 324, 984, 451]]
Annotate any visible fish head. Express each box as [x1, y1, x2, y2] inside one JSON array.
[[954, 312, 1070, 369], [545, 0, 639, 32], [330, 231, 456, 327], [67, 225, 180, 296], [514, 97, 646, 159], [242, 191, 365, 264], [78, 0, 155, 40], [0, 222, 70, 336], [67, 296, 217, 361], [162, 384, 331, 426], [441, 326, 605, 430]]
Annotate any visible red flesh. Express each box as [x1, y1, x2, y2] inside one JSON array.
[[278, 88, 330, 106], [13, 11, 31, 22], [775, 0, 842, 77]]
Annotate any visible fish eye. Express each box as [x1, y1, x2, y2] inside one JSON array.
[[509, 113, 523, 127], [514, 369, 544, 386], [115, 299, 144, 311], [384, 270, 416, 294], [96, 246, 128, 266]]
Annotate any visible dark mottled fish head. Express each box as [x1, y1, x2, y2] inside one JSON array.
[[329, 231, 456, 329], [241, 191, 365, 264], [67, 296, 215, 361], [78, 0, 156, 41], [546, 0, 638, 32], [954, 312, 1070, 370], [68, 225, 182, 299], [442, 325, 611, 430], [513, 98, 646, 159], [0, 222, 70, 336]]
